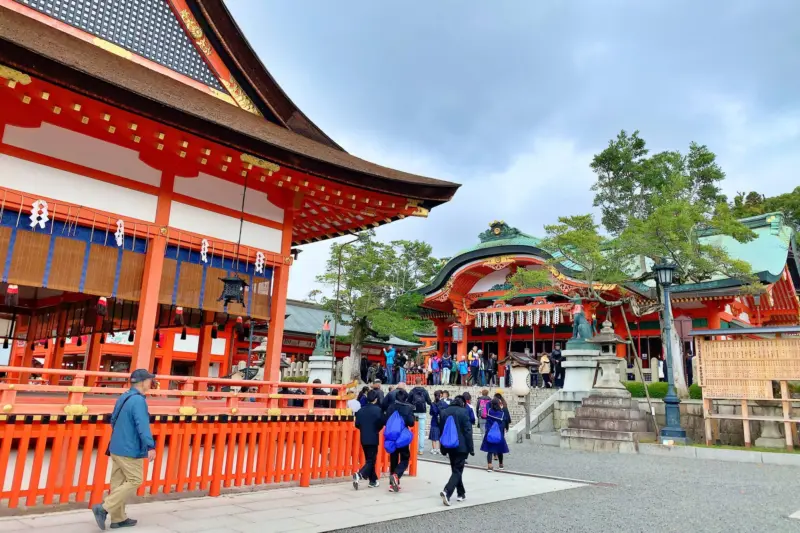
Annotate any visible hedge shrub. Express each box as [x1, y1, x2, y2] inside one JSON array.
[[625, 381, 703, 399]]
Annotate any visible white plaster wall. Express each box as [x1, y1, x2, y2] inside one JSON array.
[[3, 123, 162, 187], [0, 154, 158, 222], [168, 201, 282, 253], [469, 267, 510, 293], [174, 173, 283, 223], [172, 333, 226, 355]]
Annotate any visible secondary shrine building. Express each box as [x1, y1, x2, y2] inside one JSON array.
[[418, 218, 799, 380], [0, 0, 458, 382]]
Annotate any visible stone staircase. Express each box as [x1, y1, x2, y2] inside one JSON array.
[[561, 395, 655, 453]]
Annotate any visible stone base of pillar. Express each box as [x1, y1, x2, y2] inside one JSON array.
[[307, 352, 335, 384]]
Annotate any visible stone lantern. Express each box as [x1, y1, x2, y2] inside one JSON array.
[[507, 351, 538, 397], [586, 315, 630, 396]]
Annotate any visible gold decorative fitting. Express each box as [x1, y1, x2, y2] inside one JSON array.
[[157, 143, 164, 151], [179, 391, 200, 397], [41, 91, 49, 100], [8, 385, 14, 390], [267, 408, 281, 416], [132, 135, 141, 143], [224, 155, 232, 163], [181, 141, 189, 148], [277, 181, 283, 187], [203, 148, 211, 155], [180, 151, 186, 158], [22, 95, 32, 104], [0, 64, 32, 85], [103, 113, 111, 121], [410, 206, 429, 218], [72, 103, 81, 111], [260, 176, 265, 182], [67, 386, 91, 393], [178, 406, 198, 416], [108, 126, 116, 134], [52, 106, 61, 114], [200, 158, 207, 165], [129, 123, 138, 131], [81, 116, 89, 124], [93, 38, 132, 59], [230, 408, 238, 414], [157, 132, 165, 140], [221, 165, 228, 171], [308, 408, 315, 415], [1, 405, 12, 413], [285, 255, 294, 265], [240, 153, 280, 173], [180, 10, 204, 39], [63, 404, 88, 416], [221, 78, 261, 116], [241, 170, 247, 177]]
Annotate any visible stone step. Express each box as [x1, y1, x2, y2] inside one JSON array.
[[560, 427, 655, 443], [575, 405, 644, 420], [560, 435, 638, 453], [567, 417, 649, 433], [580, 396, 633, 409]]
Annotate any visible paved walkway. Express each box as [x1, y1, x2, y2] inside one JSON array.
[[0, 462, 586, 533]]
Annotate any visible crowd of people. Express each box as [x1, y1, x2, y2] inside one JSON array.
[[353, 380, 511, 505]]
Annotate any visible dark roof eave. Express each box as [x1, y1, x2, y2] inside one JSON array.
[[416, 244, 582, 297], [0, 10, 459, 204]]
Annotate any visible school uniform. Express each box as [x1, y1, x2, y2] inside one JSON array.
[[480, 408, 510, 466], [439, 404, 474, 500], [354, 403, 384, 484]]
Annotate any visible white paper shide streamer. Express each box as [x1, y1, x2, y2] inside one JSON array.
[[114, 220, 124, 247], [255, 251, 265, 274], [29, 200, 48, 229], [200, 239, 209, 263]]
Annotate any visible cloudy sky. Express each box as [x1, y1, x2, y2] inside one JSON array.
[[226, 0, 800, 300]]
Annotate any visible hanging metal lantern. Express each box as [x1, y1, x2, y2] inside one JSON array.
[[97, 296, 108, 317], [174, 306, 184, 326], [219, 276, 248, 307], [5, 285, 19, 307]]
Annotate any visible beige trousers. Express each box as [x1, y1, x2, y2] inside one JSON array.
[[103, 455, 144, 523]]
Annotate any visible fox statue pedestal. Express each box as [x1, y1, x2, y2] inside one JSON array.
[[555, 339, 601, 430]]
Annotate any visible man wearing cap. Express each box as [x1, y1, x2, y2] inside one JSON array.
[[92, 369, 156, 530]]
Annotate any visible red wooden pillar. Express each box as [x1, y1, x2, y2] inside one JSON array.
[[195, 311, 215, 390], [85, 314, 105, 386], [614, 307, 628, 358], [47, 310, 69, 385], [159, 328, 175, 376], [497, 325, 507, 378], [19, 314, 39, 384], [265, 208, 294, 382], [435, 321, 446, 356]]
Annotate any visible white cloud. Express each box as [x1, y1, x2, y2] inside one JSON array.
[[288, 134, 600, 298]]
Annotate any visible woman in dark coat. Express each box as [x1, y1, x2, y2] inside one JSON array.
[[480, 398, 510, 470]]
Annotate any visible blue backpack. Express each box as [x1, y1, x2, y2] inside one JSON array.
[[384, 411, 404, 442], [486, 419, 503, 444], [396, 426, 413, 448], [440, 416, 459, 448], [432, 358, 439, 371]]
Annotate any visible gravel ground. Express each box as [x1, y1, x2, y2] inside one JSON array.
[[335, 440, 800, 533]]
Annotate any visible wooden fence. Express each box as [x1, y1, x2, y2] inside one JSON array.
[[697, 337, 800, 449], [0, 367, 417, 510]]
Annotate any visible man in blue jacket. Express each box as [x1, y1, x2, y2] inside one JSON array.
[[92, 369, 156, 530]]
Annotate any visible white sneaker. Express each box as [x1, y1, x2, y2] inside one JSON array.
[[352, 473, 361, 490], [457, 494, 466, 502], [368, 481, 380, 488], [440, 491, 450, 506]]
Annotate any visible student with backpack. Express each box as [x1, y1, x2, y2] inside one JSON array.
[[481, 398, 510, 471], [438, 395, 474, 506], [431, 354, 442, 385], [352, 390, 384, 489], [383, 389, 415, 493], [428, 390, 446, 455], [408, 385, 432, 455], [476, 389, 492, 434]]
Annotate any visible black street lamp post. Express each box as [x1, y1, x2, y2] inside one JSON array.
[[653, 261, 689, 444]]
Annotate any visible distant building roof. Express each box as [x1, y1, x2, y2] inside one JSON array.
[[284, 300, 421, 348]]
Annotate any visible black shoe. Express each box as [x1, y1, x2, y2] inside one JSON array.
[[110, 519, 137, 529], [92, 504, 108, 531]]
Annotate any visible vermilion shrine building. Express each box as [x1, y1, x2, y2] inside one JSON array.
[[0, 0, 456, 510], [0, 0, 457, 382], [418, 218, 799, 380]]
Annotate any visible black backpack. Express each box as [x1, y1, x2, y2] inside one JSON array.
[[410, 387, 426, 411]]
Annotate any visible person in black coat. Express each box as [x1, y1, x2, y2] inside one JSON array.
[[438, 396, 474, 505], [353, 390, 384, 489], [311, 378, 331, 408], [384, 389, 415, 492]]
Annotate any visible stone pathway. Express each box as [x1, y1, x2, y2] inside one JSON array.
[[0, 462, 586, 533]]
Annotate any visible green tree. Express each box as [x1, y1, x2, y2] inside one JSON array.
[[315, 232, 440, 382], [731, 187, 800, 229], [509, 131, 757, 396]]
